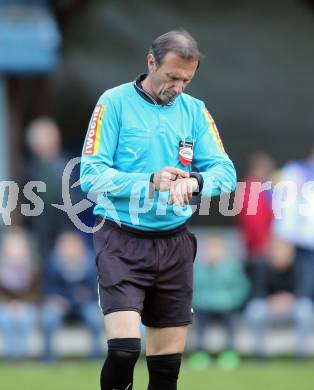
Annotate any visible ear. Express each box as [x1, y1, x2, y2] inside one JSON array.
[[147, 53, 157, 73]]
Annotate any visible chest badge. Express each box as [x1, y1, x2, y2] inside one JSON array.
[[179, 140, 193, 166]]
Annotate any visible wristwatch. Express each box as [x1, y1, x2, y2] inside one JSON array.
[[189, 172, 204, 195]]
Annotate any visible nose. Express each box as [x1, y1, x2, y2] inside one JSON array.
[[173, 80, 184, 95]]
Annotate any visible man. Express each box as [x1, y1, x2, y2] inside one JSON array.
[[273, 148, 314, 300], [24, 117, 71, 259], [245, 236, 314, 358], [80, 30, 236, 390], [41, 231, 103, 361]]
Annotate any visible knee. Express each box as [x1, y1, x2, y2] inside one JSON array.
[[245, 299, 268, 325], [293, 298, 314, 324], [0, 306, 11, 328], [41, 305, 64, 330], [20, 305, 38, 329], [146, 326, 187, 356], [81, 303, 102, 328], [107, 338, 141, 367]]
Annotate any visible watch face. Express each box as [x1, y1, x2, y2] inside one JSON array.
[[179, 140, 193, 166]]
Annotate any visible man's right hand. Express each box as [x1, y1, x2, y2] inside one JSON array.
[[152, 166, 189, 191]]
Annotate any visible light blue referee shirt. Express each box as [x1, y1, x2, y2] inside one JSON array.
[[80, 79, 236, 231]]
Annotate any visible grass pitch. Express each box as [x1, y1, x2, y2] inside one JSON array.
[[1, 359, 314, 390]]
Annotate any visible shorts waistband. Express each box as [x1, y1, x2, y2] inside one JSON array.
[[95, 217, 187, 238]]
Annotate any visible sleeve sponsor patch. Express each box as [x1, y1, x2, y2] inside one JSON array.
[[203, 108, 225, 153], [83, 104, 105, 155]]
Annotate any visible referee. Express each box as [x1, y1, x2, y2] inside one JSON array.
[[80, 30, 236, 390]]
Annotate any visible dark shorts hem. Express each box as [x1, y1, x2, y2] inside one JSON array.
[[103, 307, 142, 316], [142, 320, 192, 328]]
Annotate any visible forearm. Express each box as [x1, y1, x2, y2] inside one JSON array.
[[199, 160, 237, 197], [80, 160, 151, 199]]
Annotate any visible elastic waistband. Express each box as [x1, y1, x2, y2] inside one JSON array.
[[95, 217, 187, 238]]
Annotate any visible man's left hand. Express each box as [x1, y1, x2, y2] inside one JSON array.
[[168, 177, 198, 206]]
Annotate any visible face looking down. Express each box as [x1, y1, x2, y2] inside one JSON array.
[[144, 51, 199, 105]]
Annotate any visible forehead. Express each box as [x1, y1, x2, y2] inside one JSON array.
[[158, 52, 198, 77]]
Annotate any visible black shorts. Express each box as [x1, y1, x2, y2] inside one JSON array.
[[93, 218, 197, 327]]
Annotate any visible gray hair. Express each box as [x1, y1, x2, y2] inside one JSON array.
[[149, 30, 203, 68]]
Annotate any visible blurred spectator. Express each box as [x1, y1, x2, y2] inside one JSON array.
[[23, 117, 71, 259], [0, 228, 39, 359], [190, 234, 250, 369], [245, 237, 314, 358], [236, 152, 275, 289], [273, 148, 314, 299], [41, 231, 102, 361]]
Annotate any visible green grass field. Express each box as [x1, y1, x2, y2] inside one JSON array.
[[1, 359, 314, 390]]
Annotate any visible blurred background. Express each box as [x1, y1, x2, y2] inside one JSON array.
[[1, 0, 314, 388]]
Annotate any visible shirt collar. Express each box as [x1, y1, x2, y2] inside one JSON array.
[[133, 73, 174, 106]]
